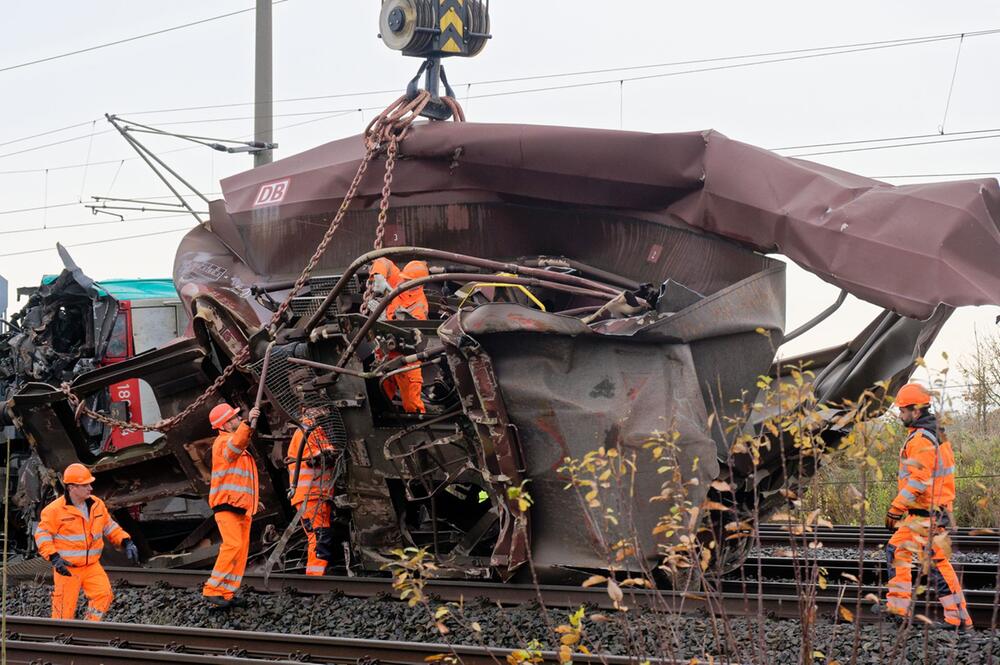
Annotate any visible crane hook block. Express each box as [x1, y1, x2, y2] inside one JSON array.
[[379, 0, 490, 58]]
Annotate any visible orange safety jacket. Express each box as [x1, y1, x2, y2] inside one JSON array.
[[34, 495, 129, 566], [393, 262, 429, 321], [209, 422, 259, 515], [891, 425, 956, 514], [392, 288, 428, 320], [286, 425, 336, 506]]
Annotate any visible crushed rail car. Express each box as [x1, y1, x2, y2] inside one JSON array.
[[8, 124, 1000, 578], [1, 248, 191, 554]]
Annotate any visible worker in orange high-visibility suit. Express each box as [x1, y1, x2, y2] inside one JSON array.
[[34, 463, 139, 621], [286, 412, 338, 575], [381, 260, 429, 413], [367, 257, 402, 320], [884, 383, 971, 629], [367, 258, 427, 413], [202, 402, 260, 610]]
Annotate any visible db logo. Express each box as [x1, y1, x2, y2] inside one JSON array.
[[253, 179, 289, 207]]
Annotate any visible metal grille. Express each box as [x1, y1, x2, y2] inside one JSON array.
[[289, 274, 361, 321], [248, 345, 348, 447]]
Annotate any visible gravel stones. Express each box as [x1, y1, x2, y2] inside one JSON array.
[[4, 579, 997, 663]]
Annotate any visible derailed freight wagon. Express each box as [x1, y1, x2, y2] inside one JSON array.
[[10, 122, 1000, 577]]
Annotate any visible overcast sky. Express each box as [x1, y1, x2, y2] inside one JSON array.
[[2, 0, 999, 393]]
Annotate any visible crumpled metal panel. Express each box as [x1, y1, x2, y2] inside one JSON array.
[[217, 123, 1000, 319], [484, 331, 718, 570]]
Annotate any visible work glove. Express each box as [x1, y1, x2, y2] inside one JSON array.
[[122, 538, 140, 564], [49, 553, 72, 577], [885, 510, 905, 530], [320, 448, 338, 465]]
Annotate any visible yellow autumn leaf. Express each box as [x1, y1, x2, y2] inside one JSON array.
[[607, 579, 624, 604], [582, 574, 607, 587]]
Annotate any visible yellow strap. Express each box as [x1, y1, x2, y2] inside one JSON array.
[[458, 274, 546, 311]]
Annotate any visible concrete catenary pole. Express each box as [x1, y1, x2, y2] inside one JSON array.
[[254, 0, 273, 167]]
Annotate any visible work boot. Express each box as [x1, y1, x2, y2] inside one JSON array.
[[228, 596, 248, 609], [205, 596, 234, 611]]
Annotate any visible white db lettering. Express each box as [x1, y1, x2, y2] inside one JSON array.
[[254, 179, 289, 206]]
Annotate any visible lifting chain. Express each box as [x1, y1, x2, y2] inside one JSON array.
[[58, 93, 464, 435]]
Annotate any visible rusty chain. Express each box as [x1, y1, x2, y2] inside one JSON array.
[[59, 92, 462, 435]]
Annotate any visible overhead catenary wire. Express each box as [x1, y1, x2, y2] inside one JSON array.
[[0, 224, 196, 258], [0, 109, 360, 174], [0, 108, 360, 164], [6, 25, 999, 153], [769, 126, 1000, 151], [787, 132, 1000, 158], [873, 172, 1000, 179], [0, 193, 220, 217], [939, 33, 966, 134], [0, 213, 192, 237], [120, 26, 1000, 118], [0, 0, 290, 74]]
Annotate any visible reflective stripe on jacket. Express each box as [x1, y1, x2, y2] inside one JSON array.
[[209, 422, 259, 515], [286, 425, 336, 506], [892, 426, 956, 513], [34, 495, 129, 566]]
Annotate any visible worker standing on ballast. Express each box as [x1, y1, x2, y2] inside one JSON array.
[[202, 402, 261, 609], [884, 383, 972, 629], [34, 463, 139, 621], [367, 258, 428, 413], [286, 408, 338, 575]]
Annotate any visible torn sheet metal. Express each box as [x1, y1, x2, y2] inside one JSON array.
[[217, 123, 1000, 319]]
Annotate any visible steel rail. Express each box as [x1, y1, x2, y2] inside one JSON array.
[[741, 556, 998, 589], [1, 616, 692, 665], [756, 525, 1000, 552], [16, 565, 990, 627], [715, 579, 997, 624]]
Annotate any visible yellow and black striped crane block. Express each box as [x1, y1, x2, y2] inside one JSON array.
[[437, 0, 466, 55]]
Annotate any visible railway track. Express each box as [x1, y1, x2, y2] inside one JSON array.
[[11, 561, 997, 628], [4, 557, 994, 664], [0, 616, 695, 665], [756, 524, 1000, 552], [740, 556, 1000, 590]]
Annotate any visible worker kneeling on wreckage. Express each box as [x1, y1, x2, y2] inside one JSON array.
[[286, 407, 338, 576], [885, 383, 972, 629], [34, 463, 139, 621], [202, 403, 261, 609]]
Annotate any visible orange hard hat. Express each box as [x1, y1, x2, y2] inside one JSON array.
[[401, 260, 429, 280], [209, 403, 239, 429], [370, 258, 402, 288], [63, 463, 96, 485], [895, 383, 932, 408]]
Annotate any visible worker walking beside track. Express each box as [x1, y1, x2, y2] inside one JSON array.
[[202, 403, 261, 609], [286, 409, 338, 575], [34, 463, 139, 621], [884, 382, 972, 629]]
